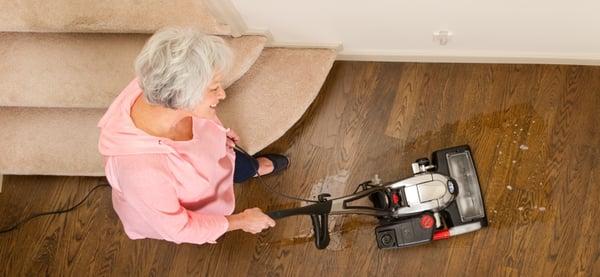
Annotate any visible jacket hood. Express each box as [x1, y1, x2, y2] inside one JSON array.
[[98, 78, 174, 156]]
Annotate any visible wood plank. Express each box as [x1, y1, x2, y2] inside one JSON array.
[[1, 62, 599, 276]]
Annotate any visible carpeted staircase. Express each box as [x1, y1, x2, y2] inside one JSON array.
[[0, 1, 337, 178]]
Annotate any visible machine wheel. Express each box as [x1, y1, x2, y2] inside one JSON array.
[[368, 190, 389, 210], [416, 158, 430, 167]]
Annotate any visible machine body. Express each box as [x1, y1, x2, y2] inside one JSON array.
[[267, 145, 488, 249]]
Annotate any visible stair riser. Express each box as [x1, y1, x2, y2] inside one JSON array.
[[0, 107, 105, 176], [1, 33, 266, 108], [0, 0, 229, 34]]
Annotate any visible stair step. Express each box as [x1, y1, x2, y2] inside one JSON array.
[[0, 0, 228, 34], [0, 33, 267, 108], [0, 48, 337, 176], [0, 107, 105, 176], [219, 47, 337, 154], [223, 36, 267, 88]]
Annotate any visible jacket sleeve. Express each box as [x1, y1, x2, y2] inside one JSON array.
[[114, 154, 229, 244]]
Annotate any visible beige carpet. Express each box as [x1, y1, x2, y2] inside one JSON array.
[[219, 48, 337, 154], [0, 0, 228, 34], [0, 1, 338, 177], [0, 107, 105, 176], [0, 48, 337, 176], [222, 36, 267, 88], [0, 32, 266, 108]]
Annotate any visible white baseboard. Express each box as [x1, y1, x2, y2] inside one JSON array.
[[239, 26, 600, 65], [240, 31, 343, 51], [267, 41, 343, 51], [338, 49, 600, 66]]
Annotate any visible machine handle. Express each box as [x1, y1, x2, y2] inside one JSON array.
[[266, 200, 333, 249], [311, 214, 330, 249], [266, 201, 332, 219]]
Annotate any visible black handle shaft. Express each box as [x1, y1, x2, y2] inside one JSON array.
[[266, 201, 332, 219]]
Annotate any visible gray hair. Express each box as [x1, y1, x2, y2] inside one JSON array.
[[134, 27, 233, 110]]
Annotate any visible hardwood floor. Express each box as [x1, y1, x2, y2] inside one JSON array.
[[1, 62, 599, 276]]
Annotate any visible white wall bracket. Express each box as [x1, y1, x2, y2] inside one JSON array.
[[433, 30, 453, 46]]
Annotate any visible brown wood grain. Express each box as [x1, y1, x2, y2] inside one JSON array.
[[1, 62, 599, 276]]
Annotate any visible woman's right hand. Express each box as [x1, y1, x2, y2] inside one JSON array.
[[226, 207, 276, 234]]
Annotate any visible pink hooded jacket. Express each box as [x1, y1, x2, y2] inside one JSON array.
[[97, 79, 235, 244]]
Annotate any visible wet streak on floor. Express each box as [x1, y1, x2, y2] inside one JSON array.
[[1, 62, 599, 276]]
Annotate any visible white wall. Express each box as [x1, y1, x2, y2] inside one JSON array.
[[231, 0, 600, 64]]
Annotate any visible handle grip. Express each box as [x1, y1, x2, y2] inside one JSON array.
[[266, 201, 332, 219], [265, 198, 333, 250]]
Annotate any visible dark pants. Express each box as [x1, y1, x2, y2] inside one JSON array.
[[233, 149, 259, 183]]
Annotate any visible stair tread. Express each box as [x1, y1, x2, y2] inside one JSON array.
[[0, 0, 228, 34], [219, 47, 337, 154], [0, 33, 266, 108], [0, 48, 336, 176]]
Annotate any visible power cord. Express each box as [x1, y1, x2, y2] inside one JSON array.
[[0, 179, 110, 234], [1, 146, 320, 234], [233, 145, 319, 203]]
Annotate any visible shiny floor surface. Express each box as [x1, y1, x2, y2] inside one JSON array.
[[1, 62, 599, 276]]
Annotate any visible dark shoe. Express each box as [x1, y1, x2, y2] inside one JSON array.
[[254, 154, 290, 176]]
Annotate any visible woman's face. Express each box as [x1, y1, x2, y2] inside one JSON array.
[[193, 73, 226, 118]]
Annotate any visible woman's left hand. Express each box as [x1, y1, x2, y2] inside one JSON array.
[[226, 128, 240, 148]]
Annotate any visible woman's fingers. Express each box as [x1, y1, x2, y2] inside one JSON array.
[[265, 217, 276, 227], [257, 210, 276, 227], [238, 207, 276, 234], [249, 226, 267, 234], [226, 128, 240, 143], [257, 223, 272, 233], [228, 136, 239, 143], [226, 138, 235, 148]]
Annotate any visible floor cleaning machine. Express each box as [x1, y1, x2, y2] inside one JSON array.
[[266, 145, 488, 250]]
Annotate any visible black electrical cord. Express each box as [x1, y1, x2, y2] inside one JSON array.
[[0, 180, 110, 234], [234, 145, 381, 203], [0, 145, 321, 234], [233, 145, 319, 203]]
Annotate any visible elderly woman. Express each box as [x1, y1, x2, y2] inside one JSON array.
[[98, 28, 288, 245]]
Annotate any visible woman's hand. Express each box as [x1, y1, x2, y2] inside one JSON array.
[[225, 128, 240, 148], [226, 207, 276, 234]]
